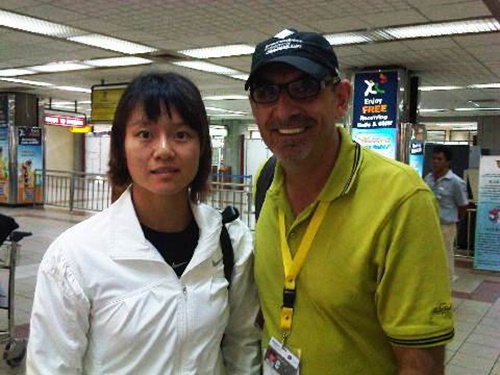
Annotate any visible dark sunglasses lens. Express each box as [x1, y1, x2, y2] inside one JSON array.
[[252, 85, 279, 103], [289, 78, 320, 99]]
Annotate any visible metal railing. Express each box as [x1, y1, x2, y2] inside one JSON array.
[[37, 170, 255, 229]]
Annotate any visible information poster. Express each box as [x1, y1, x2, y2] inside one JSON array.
[[351, 127, 397, 160], [17, 127, 43, 204], [409, 140, 425, 176], [352, 70, 399, 159], [0, 126, 9, 202], [474, 156, 500, 271], [91, 85, 126, 122]]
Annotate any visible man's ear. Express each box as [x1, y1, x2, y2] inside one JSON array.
[[334, 79, 352, 117]]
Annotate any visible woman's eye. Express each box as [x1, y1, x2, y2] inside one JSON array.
[[175, 131, 191, 141], [137, 130, 151, 139]]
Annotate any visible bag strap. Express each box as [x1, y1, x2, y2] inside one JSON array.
[[220, 206, 240, 285], [255, 155, 277, 221]]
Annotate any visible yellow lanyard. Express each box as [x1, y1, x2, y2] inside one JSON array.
[[278, 201, 329, 342]]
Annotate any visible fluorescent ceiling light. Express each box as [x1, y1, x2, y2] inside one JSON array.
[[0, 77, 53, 87], [179, 44, 255, 58], [84, 56, 153, 67], [68, 34, 157, 54], [385, 18, 500, 39], [468, 83, 500, 89], [435, 122, 477, 127], [173, 61, 241, 75], [0, 10, 83, 38], [455, 107, 500, 111], [418, 108, 450, 113], [0, 68, 35, 77], [29, 62, 92, 73], [206, 106, 247, 115], [209, 113, 246, 117], [419, 86, 463, 91], [204, 95, 248, 100], [55, 86, 91, 93], [229, 74, 249, 81], [324, 32, 374, 45]]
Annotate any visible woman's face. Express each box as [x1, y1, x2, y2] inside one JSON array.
[[124, 104, 200, 201]]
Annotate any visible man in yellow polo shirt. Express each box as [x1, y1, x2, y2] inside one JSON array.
[[245, 28, 454, 374]]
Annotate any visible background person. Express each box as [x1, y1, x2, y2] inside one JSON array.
[[27, 72, 261, 374], [246, 28, 454, 374], [424, 144, 469, 283]]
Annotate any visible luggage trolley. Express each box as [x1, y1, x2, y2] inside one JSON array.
[[0, 213, 32, 367]]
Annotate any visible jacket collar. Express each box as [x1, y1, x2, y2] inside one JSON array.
[[106, 188, 222, 266]]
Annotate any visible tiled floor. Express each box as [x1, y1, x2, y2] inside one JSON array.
[[0, 206, 499, 374]]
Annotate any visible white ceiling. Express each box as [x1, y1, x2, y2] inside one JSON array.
[[0, 0, 499, 121]]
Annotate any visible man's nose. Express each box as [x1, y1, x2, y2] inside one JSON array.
[[273, 89, 298, 119]]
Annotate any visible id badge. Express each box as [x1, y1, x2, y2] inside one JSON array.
[[263, 336, 300, 375]]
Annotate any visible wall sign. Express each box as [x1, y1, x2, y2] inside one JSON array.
[[91, 85, 126, 123], [352, 70, 398, 129], [474, 156, 500, 271], [351, 70, 400, 160], [44, 113, 87, 127]]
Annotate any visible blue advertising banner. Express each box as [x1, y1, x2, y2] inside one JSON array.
[[409, 140, 425, 177], [352, 71, 398, 129], [351, 127, 397, 160], [17, 127, 43, 204], [474, 156, 500, 271], [0, 126, 9, 202]]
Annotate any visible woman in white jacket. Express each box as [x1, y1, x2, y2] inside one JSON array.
[[27, 72, 261, 374]]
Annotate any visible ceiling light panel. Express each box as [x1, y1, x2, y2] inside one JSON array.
[[173, 61, 241, 75], [0, 68, 35, 77], [0, 10, 83, 38], [203, 95, 248, 100], [68, 34, 158, 54], [324, 32, 374, 45], [29, 62, 92, 73], [84, 57, 153, 67], [55, 86, 91, 93], [179, 44, 255, 58], [419, 86, 463, 91], [229, 74, 249, 81], [468, 83, 500, 89], [0, 77, 53, 87], [385, 18, 500, 39]]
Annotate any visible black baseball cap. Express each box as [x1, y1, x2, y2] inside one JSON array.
[[244, 28, 340, 90]]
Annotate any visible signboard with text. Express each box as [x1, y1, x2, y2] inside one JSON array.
[[409, 140, 425, 176], [351, 70, 400, 160], [352, 70, 399, 129], [0, 126, 9, 202], [44, 112, 87, 127], [91, 85, 126, 123], [351, 127, 397, 160], [17, 127, 43, 204], [474, 156, 500, 271]]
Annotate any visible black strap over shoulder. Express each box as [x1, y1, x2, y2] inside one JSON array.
[[255, 155, 277, 221], [220, 206, 239, 285]]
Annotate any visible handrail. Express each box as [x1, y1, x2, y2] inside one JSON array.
[[37, 169, 255, 229]]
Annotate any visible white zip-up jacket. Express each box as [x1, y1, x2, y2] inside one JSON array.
[[27, 189, 261, 374]]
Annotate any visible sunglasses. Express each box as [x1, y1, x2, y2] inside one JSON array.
[[249, 76, 340, 104]]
